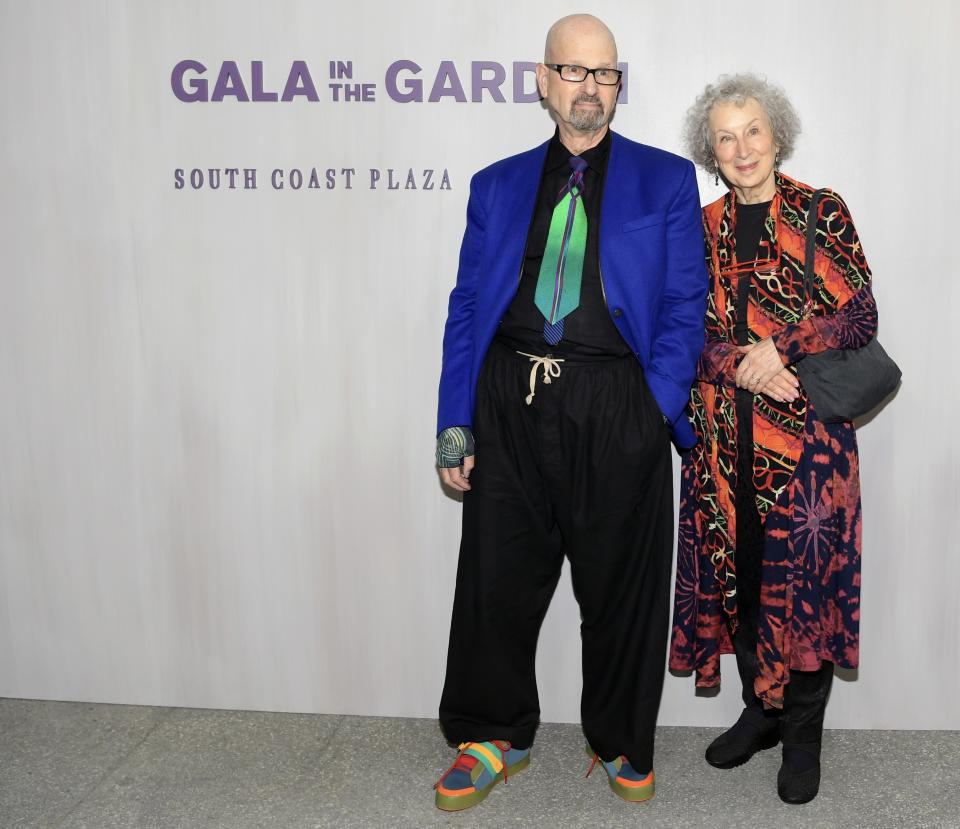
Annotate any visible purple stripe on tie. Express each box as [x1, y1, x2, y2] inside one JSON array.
[[549, 171, 583, 320], [549, 191, 579, 322], [543, 318, 564, 345]]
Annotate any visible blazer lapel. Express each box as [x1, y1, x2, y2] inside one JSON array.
[[600, 131, 650, 242], [496, 139, 550, 277]]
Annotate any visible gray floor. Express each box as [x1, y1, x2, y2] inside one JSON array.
[[1, 699, 957, 829]]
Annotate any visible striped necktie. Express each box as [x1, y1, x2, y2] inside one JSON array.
[[535, 155, 588, 346]]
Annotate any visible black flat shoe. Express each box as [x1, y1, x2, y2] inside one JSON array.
[[705, 709, 780, 769], [777, 760, 821, 804]]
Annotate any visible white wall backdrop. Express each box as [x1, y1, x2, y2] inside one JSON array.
[[1, 0, 957, 730]]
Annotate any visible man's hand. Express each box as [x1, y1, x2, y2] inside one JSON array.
[[736, 337, 791, 395], [436, 426, 476, 492], [440, 455, 475, 492]]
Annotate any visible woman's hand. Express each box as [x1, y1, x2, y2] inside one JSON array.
[[759, 368, 800, 403], [736, 337, 792, 395]]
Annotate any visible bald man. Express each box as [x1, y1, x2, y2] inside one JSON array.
[[433, 15, 707, 810]]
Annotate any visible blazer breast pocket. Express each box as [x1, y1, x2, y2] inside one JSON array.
[[621, 212, 665, 233]]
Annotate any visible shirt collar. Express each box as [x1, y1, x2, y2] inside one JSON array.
[[545, 127, 611, 174]]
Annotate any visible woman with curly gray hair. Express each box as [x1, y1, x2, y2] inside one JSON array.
[[668, 73, 880, 805]]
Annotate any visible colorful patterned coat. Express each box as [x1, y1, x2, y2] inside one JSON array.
[[668, 173, 877, 708]]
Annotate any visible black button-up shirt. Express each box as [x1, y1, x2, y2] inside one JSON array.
[[496, 129, 630, 358]]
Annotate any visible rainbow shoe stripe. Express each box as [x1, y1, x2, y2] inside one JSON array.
[[585, 745, 655, 802], [434, 741, 531, 812]]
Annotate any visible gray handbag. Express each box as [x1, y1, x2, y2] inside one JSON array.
[[795, 190, 901, 423]]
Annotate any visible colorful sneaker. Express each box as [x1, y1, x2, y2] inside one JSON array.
[[584, 745, 655, 802], [434, 740, 530, 812]]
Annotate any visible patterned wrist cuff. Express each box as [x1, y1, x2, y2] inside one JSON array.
[[772, 324, 809, 365], [436, 426, 475, 468]]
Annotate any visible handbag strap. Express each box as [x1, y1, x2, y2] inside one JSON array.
[[802, 188, 827, 311]]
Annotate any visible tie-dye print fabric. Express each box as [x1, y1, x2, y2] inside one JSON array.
[[669, 173, 877, 708]]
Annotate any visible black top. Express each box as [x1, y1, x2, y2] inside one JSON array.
[[733, 199, 773, 265], [495, 129, 630, 358], [732, 199, 773, 348], [732, 199, 773, 582]]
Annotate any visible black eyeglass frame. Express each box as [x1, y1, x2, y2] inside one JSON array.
[[546, 64, 622, 85]]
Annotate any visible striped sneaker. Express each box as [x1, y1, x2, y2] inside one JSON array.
[[434, 740, 530, 812], [585, 746, 655, 802]]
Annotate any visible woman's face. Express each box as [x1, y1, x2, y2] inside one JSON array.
[[710, 97, 779, 203]]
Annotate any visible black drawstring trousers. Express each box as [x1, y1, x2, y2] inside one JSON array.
[[439, 340, 674, 774]]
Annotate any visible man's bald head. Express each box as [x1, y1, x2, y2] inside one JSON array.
[[536, 13, 620, 145], [544, 14, 617, 65]]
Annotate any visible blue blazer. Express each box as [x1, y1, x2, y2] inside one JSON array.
[[437, 131, 708, 449]]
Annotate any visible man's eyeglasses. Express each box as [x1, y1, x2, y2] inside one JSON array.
[[546, 64, 622, 86]]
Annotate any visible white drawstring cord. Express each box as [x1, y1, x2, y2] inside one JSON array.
[[517, 352, 564, 405]]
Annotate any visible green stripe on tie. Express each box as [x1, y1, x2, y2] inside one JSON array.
[[534, 156, 588, 344]]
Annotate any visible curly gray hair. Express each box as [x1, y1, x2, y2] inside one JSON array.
[[683, 73, 801, 176]]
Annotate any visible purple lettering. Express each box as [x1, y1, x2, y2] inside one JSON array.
[[170, 59, 612, 106], [385, 60, 422, 103], [251, 61, 278, 102], [471, 62, 506, 103], [428, 61, 467, 102], [281, 61, 320, 102], [211, 61, 250, 102], [171, 60, 208, 102], [512, 62, 539, 103], [337, 83, 376, 102]]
